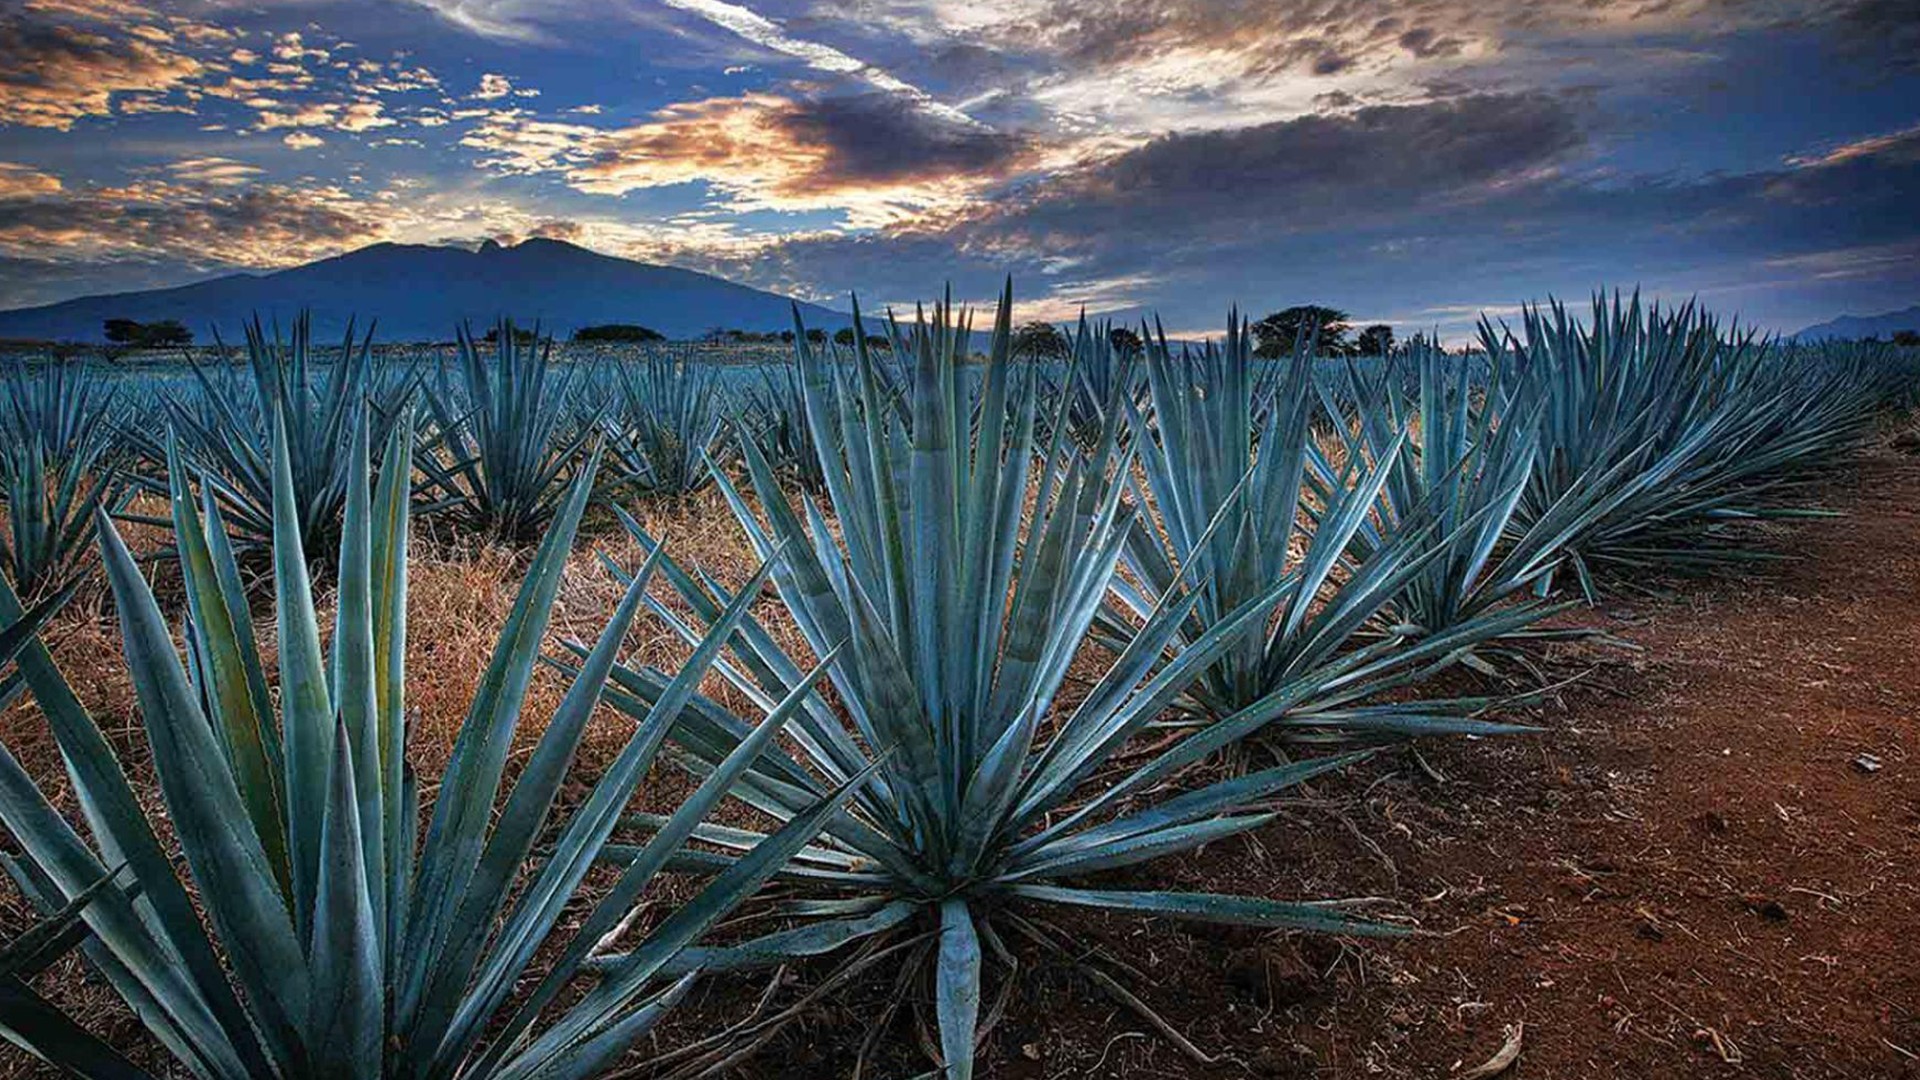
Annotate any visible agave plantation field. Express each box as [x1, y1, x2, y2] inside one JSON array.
[[0, 289, 1916, 1079]]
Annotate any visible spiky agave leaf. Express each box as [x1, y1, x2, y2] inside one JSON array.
[[740, 354, 827, 493], [1309, 337, 1587, 665], [603, 349, 730, 499], [414, 319, 599, 543], [0, 393, 867, 1078], [1483, 292, 1879, 598], [0, 359, 129, 600], [0, 860, 148, 1080], [1104, 315, 1544, 741], [1036, 313, 1146, 451], [138, 313, 406, 557], [0, 433, 129, 603], [586, 286, 1405, 1080]]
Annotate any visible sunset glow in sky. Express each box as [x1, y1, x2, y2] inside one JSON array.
[[1, 0, 1916, 336]]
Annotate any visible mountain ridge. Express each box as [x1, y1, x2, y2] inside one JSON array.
[[1793, 304, 1920, 341], [0, 238, 849, 343]]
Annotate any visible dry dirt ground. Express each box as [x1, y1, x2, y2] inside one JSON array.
[[667, 448, 1920, 1080], [2, 448, 1916, 1079]]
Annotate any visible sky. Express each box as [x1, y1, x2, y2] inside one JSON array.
[[0, 0, 1916, 340]]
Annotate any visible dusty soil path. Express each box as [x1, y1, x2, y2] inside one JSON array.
[[1255, 448, 1920, 1079], [714, 448, 1919, 1079]]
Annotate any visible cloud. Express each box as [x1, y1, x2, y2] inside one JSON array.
[[0, 180, 388, 271], [573, 92, 1024, 201], [473, 72, 514, 99], [663, 92, 1920, 334], [1822, 0, 1920, 69], [773, 93, 1025, 186], [0, 15, 204, 128], [0, 163, 65, 198], [657, 0, 979, 126], [271, 31, 328, 65], [404, 0, 550, 42], [466, 91, 1027, 222], [1786, 122, 1920, 169], [255, 98, 397, 133], [167, 156, 265, 185], [458, 109, 604, 172], [964, 93, 1587, 265], [282, 131, 324, 149], [21, 0, 159, 22], [799, 0, 1835, 139]]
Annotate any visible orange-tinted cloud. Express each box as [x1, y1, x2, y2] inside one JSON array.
[[469, 92, 1026, 223], [0, 178, 388, 268], [0, 163, 64, 198], [0, 17, 204, 128]]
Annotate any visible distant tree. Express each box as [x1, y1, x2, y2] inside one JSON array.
[[1893, 329, 1920, 348], [864, 334, 891, 352], [103, 317, 193, 348], [573, 323, 664, 343], [1356, 323, 1395, 356], [1252, 305, 1352, 358], [1109, 326, 1144, 354], [482, 324, 538, 345], [480, 322, 541, 343], [833, 327, 857, 346], [1013, 320, 1069, 360], [778, 329, 796, 344], [805, 328, 827, 345]]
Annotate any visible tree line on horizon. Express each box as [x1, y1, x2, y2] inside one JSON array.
[[1012, 305, 1403, 360], [67, 308, 1920, 356]]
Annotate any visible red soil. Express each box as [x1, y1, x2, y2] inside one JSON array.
[[696, 448, 1919, 1080], [3, 450, 1915, 1079]]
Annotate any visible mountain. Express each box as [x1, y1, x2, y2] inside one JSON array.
[[0, 238, 849, 343], [1793, 304, 1920, 341]]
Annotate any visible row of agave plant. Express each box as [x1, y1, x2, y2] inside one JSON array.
[[0, 315, 742, 600], [2, 294, 1895, 600], [0, 286, 1904, 1079]]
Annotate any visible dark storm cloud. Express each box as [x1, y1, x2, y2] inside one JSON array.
[[690, 101, 1920, 334], [773, 93, 1028, 191], [980, 93, 1589, 255], [1825, 0, 1920, 69], [557, 91, 1029, 207]]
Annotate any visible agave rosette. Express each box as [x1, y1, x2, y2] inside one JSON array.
[[1, 360, 130, 600], [584, 289, 1399, 1080], [602, 349, 729, 499], [1487, 293, 1878, 597], [739, 355, 827, 493], [134, 314, 410, 558], [0, 395, 865, 1077], [1105, 316, 1543, 742], [414, 320, 601, 544], [1308, 338, 1591, 670]]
